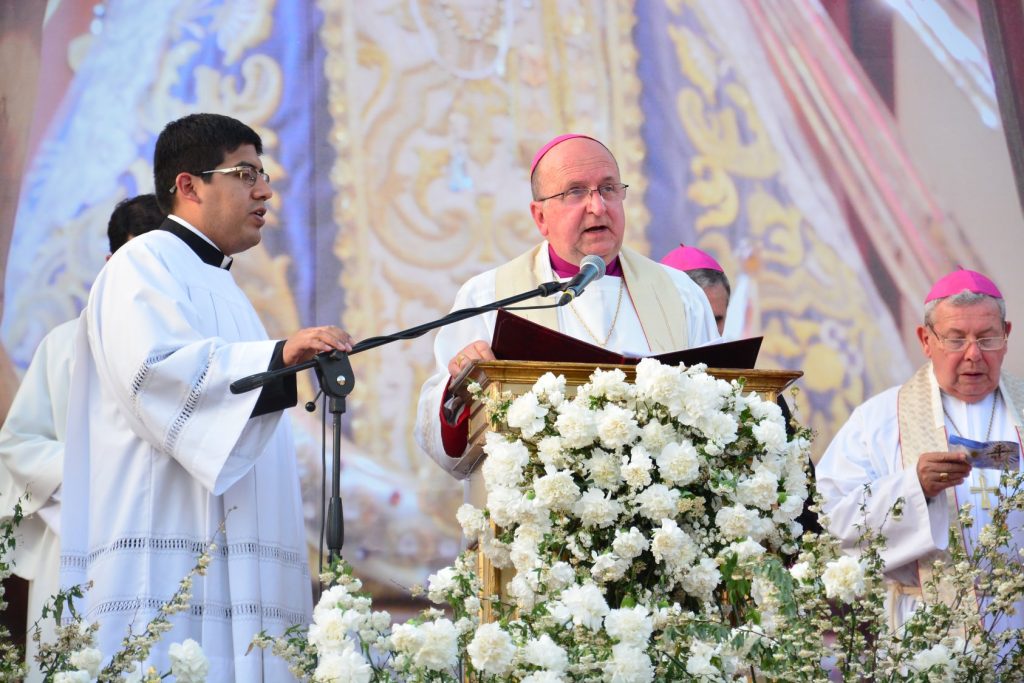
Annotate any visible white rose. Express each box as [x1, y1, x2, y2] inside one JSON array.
[[555, 582, 609, 631], [456, 504, 489, 540], [747, 396, 783, 422], [700, 411, 739, 445], [534, 470, 581, 512], [69, 647, 102, 679], [681, 557, 721, 602], [736, 468, 779, 511], [752, 419, 788, 454], [486, 486, 528, 527], [573, 488, 624, 528], [612, 527, 649, 560], [537, 435, 569, 469], [313, 648, 372, 683], [656, 440, 700, 486], [715, 504, 759, 541], [651, 519, 697, 570], [547, 562, 576, 591], [427, 566, 458, 603], [532, 372, 566, 406], [591, 552, 630, 583], [909, 643, 958, 682], [467, 622, 516, 675], [508, 573, 539, 610], [621, 447, 654, 489], [523, 634, 569, 672], [53, 672, 90, 683], [678, 372, 728, 423], [482, 433, 531, 488], [414, 619, 460, 671], [554, 402, 598, 449], [507, 391, 549, 437], [789, 561, 812, 582], [604, 605, 653, 646], [587, 367, 631, 400], [634, 483, 680, 522], [633, 358, 683, 407], [585, 449, 622, 490], [821, 556, 866, 603], [309, 610, 363, 654], [724, 537, 766, 562], [603, 643, 655, 683], [685, 640, 720, 677], [639, 420, 675, 452], [389, 622, 423, 654], [168, 639, 210, 683], [597, 404, 642, 450]]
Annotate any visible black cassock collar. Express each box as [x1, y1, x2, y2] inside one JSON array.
[[159, 218, 232, 270]]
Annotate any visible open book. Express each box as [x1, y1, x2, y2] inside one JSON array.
[[490, 309, 762, 369]]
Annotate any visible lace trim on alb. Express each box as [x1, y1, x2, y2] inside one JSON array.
[[129, 349, 174, 418], [164, 351, 213, 455], [60, 536, 305, 571], [90, 596, 306, 625]]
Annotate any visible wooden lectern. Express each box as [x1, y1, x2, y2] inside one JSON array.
[[449, 359, 803, 623]]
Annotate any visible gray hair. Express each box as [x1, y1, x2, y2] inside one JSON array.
[[686, 268, 731, 299], [923, 290, 1005, 327]]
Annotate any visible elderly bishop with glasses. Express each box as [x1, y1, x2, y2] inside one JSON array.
[[415, 134, 719, 475], [816, 268, 1024, 638]]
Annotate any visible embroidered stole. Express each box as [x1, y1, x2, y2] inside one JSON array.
[[493, 243, 689, 353], [897, 364, 1024, 624]]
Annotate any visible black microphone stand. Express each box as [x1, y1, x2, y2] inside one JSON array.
[[230, 279, 568, 565]]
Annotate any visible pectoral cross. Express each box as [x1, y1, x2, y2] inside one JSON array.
[[970, 471, 998, 510]]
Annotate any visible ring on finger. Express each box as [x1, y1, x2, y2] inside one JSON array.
[[456, 354, 467, 368], [939, 471, 949, 482]]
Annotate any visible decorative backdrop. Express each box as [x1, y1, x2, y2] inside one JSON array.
[[0, 0, 1002, 586]]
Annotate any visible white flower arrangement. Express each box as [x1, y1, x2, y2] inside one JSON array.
[[8, 362, 1023, 681], [248, 360, 1024, 680]]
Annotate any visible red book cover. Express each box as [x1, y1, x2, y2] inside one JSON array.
[[490, 309, 761, 369]]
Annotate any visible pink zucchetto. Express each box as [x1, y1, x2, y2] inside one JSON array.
[[660, 244, 724, 273], [530, 133, 596, 177], [925, 267, 1002, 303]]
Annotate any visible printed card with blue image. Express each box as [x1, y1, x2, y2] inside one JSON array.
[[948, 433, 1020, 471]]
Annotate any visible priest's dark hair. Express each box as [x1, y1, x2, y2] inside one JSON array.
[[153, 113, 263, 213], [107, 193, 165, 253], [685, 267, 731, 298]]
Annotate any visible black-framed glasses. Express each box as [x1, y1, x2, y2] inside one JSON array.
[[535, 183, 628, 206], [168, 165, 270, 193], [927, 324, 1007, 352]]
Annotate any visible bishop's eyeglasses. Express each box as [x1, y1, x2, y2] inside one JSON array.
[[169, 165, 270, 193], [927, 324, 1007, 352], [535, 183, 629, 206]]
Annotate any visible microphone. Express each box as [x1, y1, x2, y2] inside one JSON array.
[[557, 254, 606, 305]]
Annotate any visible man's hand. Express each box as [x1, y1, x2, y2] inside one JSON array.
[[283, 325, 354, 365], [447, 340, 495, 378], [916, 451, 972, 498]]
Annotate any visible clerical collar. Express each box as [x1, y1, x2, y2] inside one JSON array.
[[548, 245, 622, 278], [162, 215, 233, 270]]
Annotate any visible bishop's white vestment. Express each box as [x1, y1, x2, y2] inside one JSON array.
[[0, 317, 76, 682], [415, 242, 719, 476], [816, 363, 1024, 636], [61, 222, 310, 681]]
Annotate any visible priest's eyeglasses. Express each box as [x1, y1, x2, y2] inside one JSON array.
[[927, 324, 1007, 352], [536, 183, 629, 206], [168, 166, 270, 194], [200, 165, 270, 187]]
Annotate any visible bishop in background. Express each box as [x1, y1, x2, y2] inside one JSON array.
[[816, 268, 1023, 641]]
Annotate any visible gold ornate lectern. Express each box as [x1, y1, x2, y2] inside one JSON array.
[[450, 360, 803, 623]]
